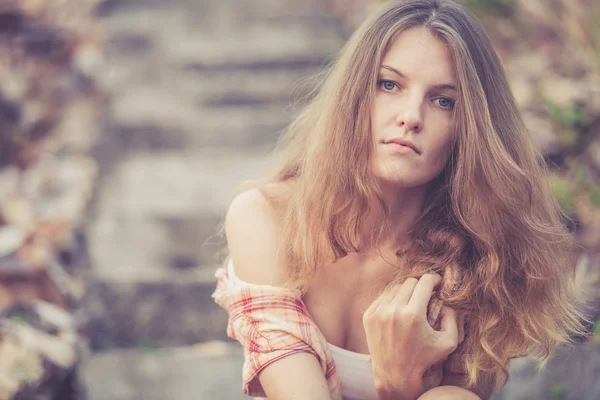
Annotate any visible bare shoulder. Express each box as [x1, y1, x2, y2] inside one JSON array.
[[225, 183, 333, 400], [224, 184, 292, 286]]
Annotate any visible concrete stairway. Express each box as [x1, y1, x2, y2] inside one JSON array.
[[85, 0, 344, 351], [81, 0, 345, 398]]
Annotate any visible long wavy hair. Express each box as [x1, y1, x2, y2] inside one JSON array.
[[217, 0, 589, 391]]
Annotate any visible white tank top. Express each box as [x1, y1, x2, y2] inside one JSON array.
[[327, 342, 377, 400]]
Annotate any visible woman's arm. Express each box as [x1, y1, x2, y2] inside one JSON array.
[[258, 352, 333, 400], [375, 377, 424, 400], [225, 189, 332, 400]]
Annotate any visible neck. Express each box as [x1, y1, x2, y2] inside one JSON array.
[[360, 180, 430, 252]]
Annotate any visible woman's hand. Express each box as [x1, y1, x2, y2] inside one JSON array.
[[363, 273, 459, 400]]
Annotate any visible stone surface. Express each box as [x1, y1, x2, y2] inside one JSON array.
[[94, 2, 339, 153], [82, 339, 600, 400], [82, 151, 274, 350], [493, 341, 600, 400], [87, 149, 271, 274], [85, 0, 344, 353], [84, 279, 230, 350], [81, 342, 247, 400]]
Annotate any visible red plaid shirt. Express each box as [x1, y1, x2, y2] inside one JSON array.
[[212, 258, 459, 399]]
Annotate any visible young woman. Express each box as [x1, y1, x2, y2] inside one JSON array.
[[212, 1, 588, 399]]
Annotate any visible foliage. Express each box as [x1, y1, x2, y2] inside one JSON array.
[[550, 175, 575, 214], [137, 339, 162, 353], [550, 383, 567, 400], [543, 99, 589, 150], [7, 311, 34, 326], [590, 185, 600, 208], [464, 0, 515, 17], [590, 9, 600, 67], [594, 320, 600, 344]]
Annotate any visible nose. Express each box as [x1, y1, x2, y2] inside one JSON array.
[[395, 96, 424, 133]]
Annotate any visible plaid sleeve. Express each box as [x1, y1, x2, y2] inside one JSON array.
[[212, 266, 341, 399]]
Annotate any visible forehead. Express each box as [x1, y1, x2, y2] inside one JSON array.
[[380, 26, 456, 84]]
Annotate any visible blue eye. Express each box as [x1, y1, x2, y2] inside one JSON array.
[[435, 97, 454, 110], [378, 80, 398, 92]]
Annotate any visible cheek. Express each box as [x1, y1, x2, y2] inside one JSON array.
[[371, 97, 395, 129], [419, 114, 453, 162], [428, 133, 454, 170]]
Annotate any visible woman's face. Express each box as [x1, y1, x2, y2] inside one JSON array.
[[370, 26, 457, 189]]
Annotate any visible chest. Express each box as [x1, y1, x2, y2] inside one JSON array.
[[301, 252, 402, 355]]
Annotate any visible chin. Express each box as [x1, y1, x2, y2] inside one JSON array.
[[375, 169, 433, 189], [372, 166, 407, 184], [375, 174, 414, 188]]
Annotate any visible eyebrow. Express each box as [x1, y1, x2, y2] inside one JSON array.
[[380, 65, 457, 92]]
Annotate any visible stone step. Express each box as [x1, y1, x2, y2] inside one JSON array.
[[236, 0, 339, 23], [89, 148, 271, 219], [82, 341, 247, 400], [86, 213, 224, 278], [84, 148, 270, 348], [98, 0, 341, 34], [166, 67, 323, 108], [95, 1, 344, 155], [107, 90, 297, 149], [161, 23, 341, 69], [99, 22, 336, 151], [101, 6, 342, 69], [83, 265, 229, 350], [102, 27, 329, 107]]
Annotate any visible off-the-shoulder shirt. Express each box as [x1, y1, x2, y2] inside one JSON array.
[[212, 258, 459, 399]]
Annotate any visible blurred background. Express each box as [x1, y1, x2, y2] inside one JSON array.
[[0, 0, 598, 399]]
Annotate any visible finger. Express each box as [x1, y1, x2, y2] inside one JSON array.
[[364, 284, 402, 317], [393, 277, 419, 305], [439, 306, 459, 344], [407, 273, 442, 312]]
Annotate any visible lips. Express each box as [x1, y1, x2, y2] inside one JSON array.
[[384, 138, 420, 154]]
